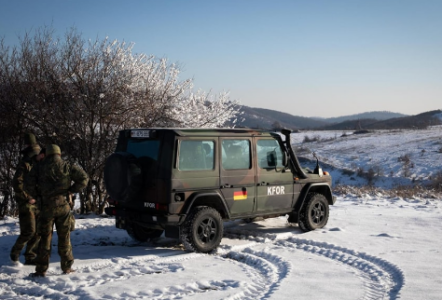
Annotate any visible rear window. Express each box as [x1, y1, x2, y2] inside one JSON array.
[[127, 139, 160, 160]]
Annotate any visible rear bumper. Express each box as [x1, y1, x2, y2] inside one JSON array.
[[112, 208, 183, 229]]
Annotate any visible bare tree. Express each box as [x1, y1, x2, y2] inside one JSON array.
[[0, 27, 241, 215]]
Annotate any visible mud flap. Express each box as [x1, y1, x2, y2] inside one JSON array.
[[287, 212, 298, 223]]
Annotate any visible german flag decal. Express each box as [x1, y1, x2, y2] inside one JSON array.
[[233, 190, 247, 201]]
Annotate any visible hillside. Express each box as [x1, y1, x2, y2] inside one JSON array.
[[314, 111, 407, 123], [320, 109, 442, 130], [233, 106, 328, 130], [234, 105, 441, 131]]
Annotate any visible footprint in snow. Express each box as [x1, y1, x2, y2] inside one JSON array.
[[374, 233, 397, 238], [328, 227, 342, 231]]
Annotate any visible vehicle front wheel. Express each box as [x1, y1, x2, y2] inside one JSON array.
[[126, 222, 164, 242], [298, 193, 329, 232], [180, 207, 223, 253]]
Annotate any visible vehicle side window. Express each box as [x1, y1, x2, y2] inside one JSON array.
[[257, 139, 284, 169], [179, 140, 214, 171], [222, 139, 250, 170]]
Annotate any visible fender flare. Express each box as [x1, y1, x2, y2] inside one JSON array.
[[181, 191, 231, 220], [295, 183, 334, 214]]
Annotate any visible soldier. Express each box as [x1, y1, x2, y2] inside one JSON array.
[[10, 143, 42, 265], [24, 144, 88, 277]]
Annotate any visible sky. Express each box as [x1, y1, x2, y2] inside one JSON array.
[[1, 0, 441, 118]]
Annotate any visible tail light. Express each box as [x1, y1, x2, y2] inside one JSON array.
[[106, 197, 118, 206], [155, 203, 168, 212]]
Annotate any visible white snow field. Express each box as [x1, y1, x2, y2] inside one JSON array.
[[1, 126, 441, 300]]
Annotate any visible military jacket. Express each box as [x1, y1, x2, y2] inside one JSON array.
[[12, 156, 34, 207], [25, 155, 89, 204]]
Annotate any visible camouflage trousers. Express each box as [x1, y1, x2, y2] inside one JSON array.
[[10, 204, 40, 261], [35, 203, 74, 274]]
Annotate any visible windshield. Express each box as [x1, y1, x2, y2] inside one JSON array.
[[127, 139, 160, 160]]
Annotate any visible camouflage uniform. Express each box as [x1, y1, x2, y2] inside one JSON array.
[[25, 144, 88, 275], [10, 145, 41, 263]]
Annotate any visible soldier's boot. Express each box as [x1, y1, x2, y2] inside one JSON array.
[[62, 269, 75, 275], [10, 253, 19, 263], [29, 272, 46, 278]]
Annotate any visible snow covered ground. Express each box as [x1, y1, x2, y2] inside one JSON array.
[[1, 126, 442, 300]]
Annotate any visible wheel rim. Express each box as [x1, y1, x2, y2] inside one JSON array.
[[311, 201, 325, 225], [197, 217, 217, 244]]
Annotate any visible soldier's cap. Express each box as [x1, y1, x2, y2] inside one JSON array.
[[46, 144, 61, 156], [24, 133, 37, 146]]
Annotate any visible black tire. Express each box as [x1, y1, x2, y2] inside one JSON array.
[[298, 193, 329, 232], [126, 222, 164, 242], [104, 152, 135, 201], [180, 207, 223, 253]]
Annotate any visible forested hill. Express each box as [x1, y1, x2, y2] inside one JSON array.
[[232, 105, 441, 130], [231, 106, 329, 130], [313, 111, 407, 124]]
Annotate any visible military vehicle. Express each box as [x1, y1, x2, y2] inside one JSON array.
[[104, 128, 335, 253]]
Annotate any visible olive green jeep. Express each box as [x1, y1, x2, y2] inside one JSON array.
[[104, 128, 336, 253]]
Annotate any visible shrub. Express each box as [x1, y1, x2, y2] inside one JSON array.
[[342, 169, 355, 176], [302, 135, 320, 143], [355, 165, 382, 185], [333, 184, 442, 199], [398, 154, 411, 163], [429, 171, 442, 192], [398, 153, 413, 177]]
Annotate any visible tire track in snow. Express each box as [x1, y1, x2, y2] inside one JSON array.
[[221, 248, 292, 300], [279, 237, 404, 300], [4, 253, 244, 300], [224, 229, 404, 300], [2, 253, 204, 300]]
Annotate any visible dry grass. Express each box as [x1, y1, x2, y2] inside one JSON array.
[[334, 184, 442, 199]]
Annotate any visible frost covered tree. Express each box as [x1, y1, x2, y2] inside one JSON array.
[[0, 27, 240, 216]]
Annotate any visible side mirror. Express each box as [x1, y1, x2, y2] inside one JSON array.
[[282, 151, 288, 167]]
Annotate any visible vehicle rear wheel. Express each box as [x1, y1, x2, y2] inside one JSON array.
[[298, 193, 329, 232], [126, 222, 164, 242], [180, 207, 223, 253]]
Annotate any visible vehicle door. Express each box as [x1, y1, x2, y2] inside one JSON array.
[[255, 137, 294, 213], [219, 138, 256, 216]]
